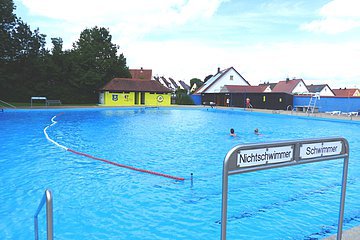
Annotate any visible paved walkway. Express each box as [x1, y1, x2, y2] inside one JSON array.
[[323, 226, 360, 239], [12, 104, 360, 122], [225, 107, 360, 122]]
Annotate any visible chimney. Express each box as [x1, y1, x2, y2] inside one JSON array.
[[217, 67, 220, 73], [286, 77, 289, 83]]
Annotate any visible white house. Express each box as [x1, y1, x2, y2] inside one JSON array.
[[272, 78, 309, 94], [307, 84, 335, 96], [194, 67, 250, 94]]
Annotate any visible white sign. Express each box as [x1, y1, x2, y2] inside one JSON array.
[[237, 146, 293, 168], [299, 141, 342, 159], [31, 96, 47, 100]]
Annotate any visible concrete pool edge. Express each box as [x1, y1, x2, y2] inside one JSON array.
[[8, 104, 360, 122], [322, 225, 360, 240]]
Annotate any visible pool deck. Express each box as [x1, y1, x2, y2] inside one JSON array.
[[222, 107, 360, 122], [322, 226, 360, 240], [13, 104, 360, 122]]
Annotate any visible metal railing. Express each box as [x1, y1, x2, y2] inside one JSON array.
[[34, 189, 53, 240], [0, 100, 16, 109], [221, 137, 349, 240]]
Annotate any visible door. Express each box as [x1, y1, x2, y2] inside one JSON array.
[[140, 92, 145, 105], [134, 92, 139, 105], [99, 93, 104, 104]]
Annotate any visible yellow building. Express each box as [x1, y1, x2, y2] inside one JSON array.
[[99, 78, 172, 106]]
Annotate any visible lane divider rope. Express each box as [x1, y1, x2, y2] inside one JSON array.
[[44, 113, 185, 181]]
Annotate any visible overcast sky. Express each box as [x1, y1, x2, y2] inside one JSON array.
[[14, 0, 360, 88]]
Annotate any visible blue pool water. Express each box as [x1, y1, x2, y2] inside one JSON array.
[[0, 108, 359, 240]]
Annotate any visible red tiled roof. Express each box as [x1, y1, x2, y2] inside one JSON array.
[[100, 78, 172, 93], [272, 79, 304, 93], [221, 85, 269, 93], [259, 82, 277, 90], [129, 68, 152, 80], [332, 88, 359, 97]]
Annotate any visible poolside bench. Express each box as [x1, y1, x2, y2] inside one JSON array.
[[203, 101, 216, 108], [46, 100, 62, 106], [294, 106, 319, 113]]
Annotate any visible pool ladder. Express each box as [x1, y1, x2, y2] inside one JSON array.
[[34, 189, 53, 240], [0, 100, 16, 109]]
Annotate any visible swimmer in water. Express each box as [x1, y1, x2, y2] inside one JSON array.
[[254, 128, 260, 135], [230, 128, 236, 137]]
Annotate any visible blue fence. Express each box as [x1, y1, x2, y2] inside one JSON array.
[[189, 94, 360, 113], [294, 96, 360, 113], [190, 94, 202, 105]]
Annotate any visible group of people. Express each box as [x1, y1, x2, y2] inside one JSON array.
[[230, 128, 260, 137]]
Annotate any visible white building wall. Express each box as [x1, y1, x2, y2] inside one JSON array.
[[264, 86, 272, 92], [99, 92, 105, 104], [206, 68, 249, 93], [292, 81, 309, 94], [319, 86, 335, 96]]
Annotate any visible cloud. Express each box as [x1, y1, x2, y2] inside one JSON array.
[[19, 0, 225, 40], [17, 0, 360, 88], [124, 39, 360, 88], [240, 42, 360, 88], [301, 0, 360, 34]]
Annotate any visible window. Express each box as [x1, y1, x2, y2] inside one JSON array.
[[230, 75, 233, 80], [262, 96, 266, 102]]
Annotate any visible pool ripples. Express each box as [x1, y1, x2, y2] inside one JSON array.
[[1, 109, 360, 239]]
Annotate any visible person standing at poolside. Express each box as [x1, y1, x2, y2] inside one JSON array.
[[230, 128, 236, 137]]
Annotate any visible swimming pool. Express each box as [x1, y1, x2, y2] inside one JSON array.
[[0, 108, 359, 239]]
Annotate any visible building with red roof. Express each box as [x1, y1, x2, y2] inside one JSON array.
[[306, 84, 335, 96], [220, 85, 271, 93], [272, 78, 309, 94], [332, 88, 360, 97], [194, 67, 250, 94], [99, 78, 172, 106], [129, 68, 152, 80]]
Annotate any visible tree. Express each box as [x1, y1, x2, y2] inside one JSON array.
[[0, 0, 48, 101], [190, 78, 203, 92], [0, 1, 131, 103], [175, 88, 194, 105], [69, 26, 130, 102], [0, 0, 16, 61], [51, 37, 63, 55]]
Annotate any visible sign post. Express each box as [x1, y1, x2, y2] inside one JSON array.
[[221, 137, 349, 240]]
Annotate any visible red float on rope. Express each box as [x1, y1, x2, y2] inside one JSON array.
[[45, 113, 185, 181], [67, 149, 185, 181]]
